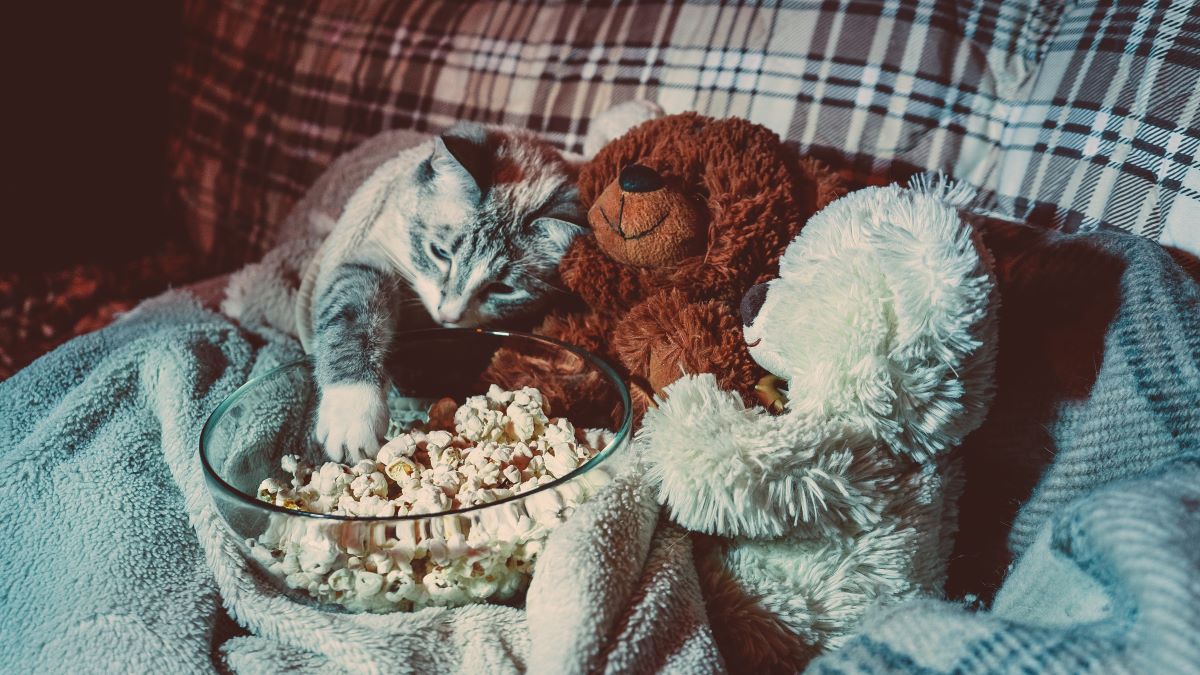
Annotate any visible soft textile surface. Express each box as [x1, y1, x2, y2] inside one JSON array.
[[808, 224, 1200, 673], [1, 219, 1197, 673], [169, 0, 1199, 270], [0, 291, 722, 674]]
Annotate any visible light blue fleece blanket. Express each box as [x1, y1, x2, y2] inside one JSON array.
[[0, 293, 301, 672]]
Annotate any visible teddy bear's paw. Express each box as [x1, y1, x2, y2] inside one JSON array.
[[696, 541, 818, 673], [614, 291, 759, 399], [746, 183, 999, 463], [721, 527, 926, 657]]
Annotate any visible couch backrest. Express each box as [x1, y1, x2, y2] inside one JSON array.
[[168, 0, 1199, 271]]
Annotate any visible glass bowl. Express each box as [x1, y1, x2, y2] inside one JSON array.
[[201, 329, 631, 613]]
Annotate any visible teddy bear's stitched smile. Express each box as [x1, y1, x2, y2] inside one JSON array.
[[597, 194, 671, 240]]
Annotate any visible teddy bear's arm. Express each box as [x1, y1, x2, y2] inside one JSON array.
[[639, 372, 892, 539], [559, 237, 647, 312], [613, 291, 763, 406], [480, 308, 635, 428]]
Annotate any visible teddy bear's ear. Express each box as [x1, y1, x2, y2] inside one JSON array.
[[582, 99, 665, 158], [906, 171, 979, 210]]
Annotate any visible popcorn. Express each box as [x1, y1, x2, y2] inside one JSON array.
[[409, 484, 452, 515], [430, 445, 461, 468], [425, 430, 454, 450], [501, 464, 522, 485], [316, 463, 352, 495], [355, 570, 385, 598], [327, 568, 354, 592], [249, 385, 605, 612], [485, 384, 515, 407], [257, 478, 287, 501], [349, 472, 389, 499], [378, 435, 417, 463], [543, 446, 580, 479], [384, 457, 419, 485], [473, 462, 501, 489], [506, 398, 548, 442]]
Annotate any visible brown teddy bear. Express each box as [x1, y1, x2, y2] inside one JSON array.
[[487, 110, 843, 424]]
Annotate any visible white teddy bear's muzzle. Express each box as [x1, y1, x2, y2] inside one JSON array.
[[740, 280, 790, 380]]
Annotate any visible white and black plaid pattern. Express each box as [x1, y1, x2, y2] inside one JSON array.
[[168, 0, 1200, 271]]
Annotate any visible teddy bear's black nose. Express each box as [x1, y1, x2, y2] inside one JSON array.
[[741, 283, 769, 326], [619, 164, 664, 193]]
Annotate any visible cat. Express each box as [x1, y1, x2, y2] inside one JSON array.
[[306, 123, 583, 462]]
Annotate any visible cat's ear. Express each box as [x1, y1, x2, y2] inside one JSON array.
[[431, 123, 490, 204], [538, 217, 584, 255]]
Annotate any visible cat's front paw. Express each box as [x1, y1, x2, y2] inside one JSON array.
[[315, 382, 388, 463]]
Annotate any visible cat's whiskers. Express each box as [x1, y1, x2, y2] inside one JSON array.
[[381, 249, 418, 285]]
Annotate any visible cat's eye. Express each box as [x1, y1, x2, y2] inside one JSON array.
[[485, 282, 515, 296], [429, 244, 451, 261]]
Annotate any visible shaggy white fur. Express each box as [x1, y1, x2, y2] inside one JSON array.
[[749, 179, 997, 464], [719, 455, 963, 655], [639, 177, 998, 664]]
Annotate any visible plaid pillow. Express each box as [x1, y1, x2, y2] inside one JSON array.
[[168, 0, 1199, 272]]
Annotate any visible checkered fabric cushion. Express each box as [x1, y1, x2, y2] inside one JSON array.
[[168, 0, 1200, 272]]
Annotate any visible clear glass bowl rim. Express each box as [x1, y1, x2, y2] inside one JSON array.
[[199, 327, 633, 523]]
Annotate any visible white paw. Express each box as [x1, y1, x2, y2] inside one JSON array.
[[315, 383, 388, 463]]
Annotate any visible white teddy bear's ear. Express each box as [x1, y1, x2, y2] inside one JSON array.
[[748, 182, 999, 463], [581, 99, 664, 158]]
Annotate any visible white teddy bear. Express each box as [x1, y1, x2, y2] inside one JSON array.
[[640, 177, 1000, 672]]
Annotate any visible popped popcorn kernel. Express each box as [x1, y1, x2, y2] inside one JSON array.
[[350, 472, 389, 499]]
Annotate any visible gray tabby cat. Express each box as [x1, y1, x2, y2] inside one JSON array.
[[307, 123, 583, 462]]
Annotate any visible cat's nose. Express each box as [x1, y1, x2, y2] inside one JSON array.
[[740, 283, 769, 326], [436, 304, 464, 325], [619, 164, 664, 193]]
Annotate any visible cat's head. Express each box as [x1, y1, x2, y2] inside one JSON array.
[[399, 123, 583, 327]]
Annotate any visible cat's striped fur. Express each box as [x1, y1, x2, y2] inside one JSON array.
[[309, 123, 582, 461]]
